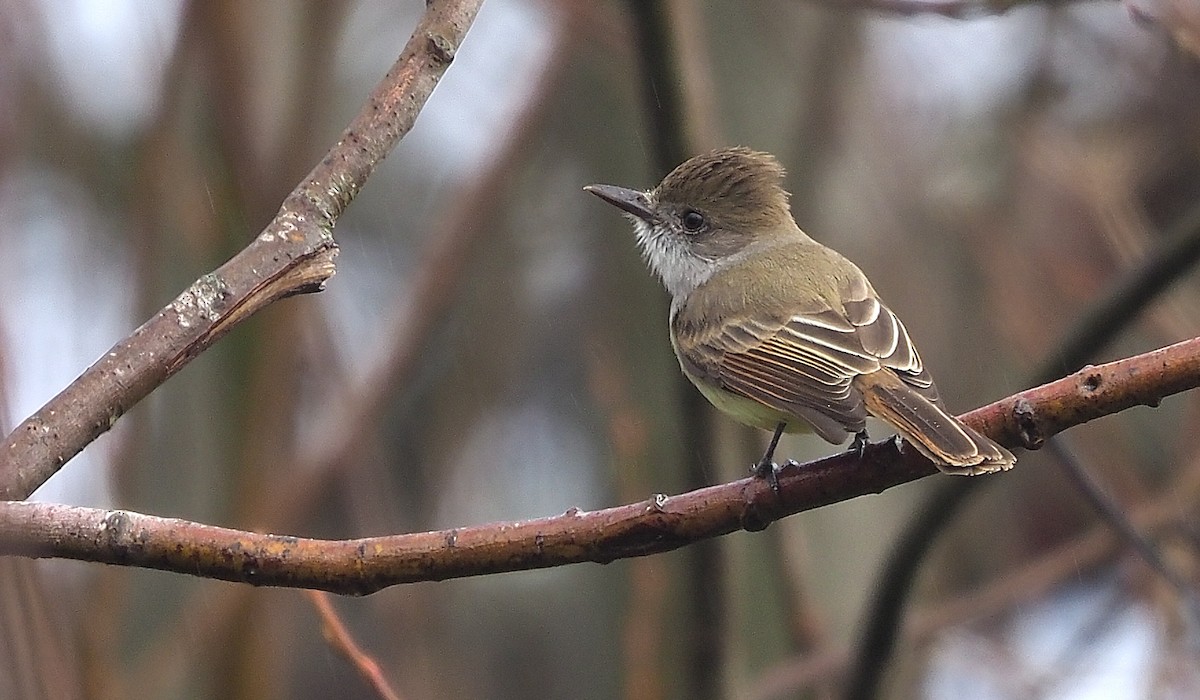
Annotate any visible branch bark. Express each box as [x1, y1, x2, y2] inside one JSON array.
[[1, 336, 1197, 594], [0, 0, 485, 501]]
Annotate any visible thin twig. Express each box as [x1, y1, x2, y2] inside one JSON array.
[[1047, 438, 1200, 627], [306, 590, 405, 700]]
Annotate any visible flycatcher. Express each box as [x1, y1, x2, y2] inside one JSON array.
[[585, 147, 1014, 487]]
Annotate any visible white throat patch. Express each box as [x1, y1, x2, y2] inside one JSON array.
[[630, 217, 718, 303]]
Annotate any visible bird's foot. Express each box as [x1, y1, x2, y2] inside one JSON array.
[[751, 457, 781, 493], [849, 430, 870, 459]]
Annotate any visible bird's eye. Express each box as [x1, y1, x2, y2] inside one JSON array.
[[681, 209, 706, 233]]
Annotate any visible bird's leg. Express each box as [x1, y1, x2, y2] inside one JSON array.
[[850, 429, 870, 459], [752, 423, 787, 492]]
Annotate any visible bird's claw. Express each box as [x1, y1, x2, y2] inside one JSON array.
[[751, 459, 781, 493], [850, 430, 870, 459]]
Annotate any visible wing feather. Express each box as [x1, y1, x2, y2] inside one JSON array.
[[673, 259, 941, 441], [670, 241, 1012, 470]]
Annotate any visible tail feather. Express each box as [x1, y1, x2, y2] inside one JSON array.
[[856, 370, 1015, 475]]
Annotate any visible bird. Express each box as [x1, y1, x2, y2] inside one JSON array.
[[584, 147, 1014, 488]]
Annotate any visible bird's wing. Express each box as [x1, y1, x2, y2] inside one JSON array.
[[832, 272, 940, 403], [674, 267, 940, 442]]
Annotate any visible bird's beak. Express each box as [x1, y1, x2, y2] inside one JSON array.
[[583, 184, 657, 223]]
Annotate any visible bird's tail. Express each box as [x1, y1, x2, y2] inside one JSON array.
[[857, 371, 1015, 475]]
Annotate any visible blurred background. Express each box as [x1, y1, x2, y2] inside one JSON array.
[[1, 0, 1199, 698]]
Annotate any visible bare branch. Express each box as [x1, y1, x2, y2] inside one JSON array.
[[306, 591, 405, 700], [0, 336, 1197, 594], [0, 0, 485, 501]]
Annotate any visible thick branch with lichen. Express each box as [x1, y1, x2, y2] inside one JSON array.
[[1, 337, 1197, 595], [0, 0, 484, 501]]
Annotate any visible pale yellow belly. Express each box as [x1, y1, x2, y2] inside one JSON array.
[[685, 370, 815, 434]]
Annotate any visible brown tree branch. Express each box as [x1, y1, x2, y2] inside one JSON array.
[[120, 20, 577, 696], [0, 0, 485, 501], [0, 337, 1197, 594]]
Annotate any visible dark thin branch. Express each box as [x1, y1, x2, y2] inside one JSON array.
[[624, 2, 724, 696], [843, 474, 971, 700], [746, 452, 1200, 699], [627, 0, 692, 173], [848, 197, 1200, 700], [1, 337, 1198, 594], [1047, 438, 1200, 625], [0, 0, 485, 501]]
